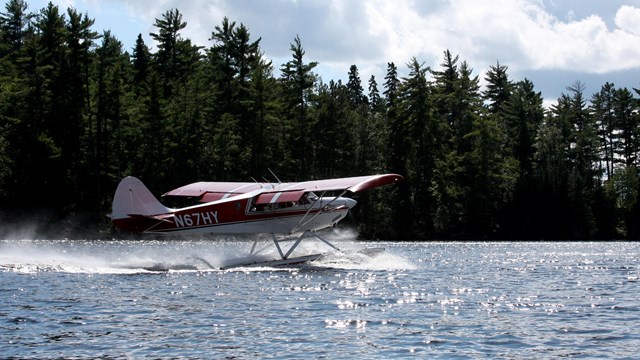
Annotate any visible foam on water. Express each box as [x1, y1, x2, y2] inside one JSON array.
[[0, 239, 257, 274], [314, 249, 417, 271], [0, 235, 414, 274]]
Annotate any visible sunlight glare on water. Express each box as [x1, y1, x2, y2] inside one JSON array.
[[1, 239, 639, 358]]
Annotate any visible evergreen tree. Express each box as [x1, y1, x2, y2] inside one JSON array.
[[313, 80, 348, 178], [536, 83, 599, 239], [231, 22, 261, 175], [383, 61, 411, 238], [94, 31, 127, 195], [567, 82, 599, 238], [534, 99, 571, 239], [606, 87, 640, 238], [208, 16, 236, 115], [483, 61, 512, 114], [346, 64, 367, 106], [0, 0, 30, 198], [346, 64, 368, 175], [0, 0, 29, 57], [207, 17, 264, 179], [132, 34, 150, 95], [367, 75, 382, 113], [149, 8, 186, 97], [591, 82, 617, 179], [613, 88, 638, 167], [246, 55, 277, 176], [62, 8, 98, 204], [357, 73, 390, 237], [501, 79, 544, 237], [279, 35, 317, 178], [430, 51, 464, 236], [451, 61, 497, 237], [149, 9, 209, 185], [383, 62, 400, 109], [31, 2, 67, 205], [465, 109, 518, 238], [400, 57, 433, 235]]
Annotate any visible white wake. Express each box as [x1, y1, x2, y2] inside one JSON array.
[[0, 232, 415, 274]]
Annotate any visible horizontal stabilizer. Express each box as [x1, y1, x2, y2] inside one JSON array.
[[126, 213, 174, 223]]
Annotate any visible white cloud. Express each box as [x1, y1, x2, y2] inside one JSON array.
[[36, 0, 639, 96], [358, 0, 640, 75], [615, 5, 640, 35], [101, 0, 640, 75]]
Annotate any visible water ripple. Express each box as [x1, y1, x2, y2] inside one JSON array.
[[1, 240, 639, 358]]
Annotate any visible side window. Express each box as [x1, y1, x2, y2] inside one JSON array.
[[247, 197, 275, 212]]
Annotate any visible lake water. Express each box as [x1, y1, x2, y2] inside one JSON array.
[[1, 236, 639, 359]]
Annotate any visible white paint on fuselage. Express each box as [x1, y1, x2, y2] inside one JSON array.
[[150, 195, 355, 235]]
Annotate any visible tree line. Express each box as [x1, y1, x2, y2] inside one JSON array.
[[1, 1, 638, 239]]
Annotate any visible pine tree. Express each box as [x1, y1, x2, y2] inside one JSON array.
[[568, 82, 599, 238], [613, 88, 638, 167], [367, 75, 382, 113], [63, 8, 98, 204], [430, 51, 464, 236], [0, 0, 29, 57], [383, 61, 411, 238], [149, 8, 186, 97], [246, 55, 277, 176], [534, 97, 572, 239], [0, 0, 30, 198], [279, 35, 317, 178], [132, 34, 150, 95], [31, 2, 67, 205], [591, 82, 617, 179], [346, 64, 368, 175], [207, 17, 264, 178], [536, 83, 599, 239], [501, 79, 544, 237], [606, 87, 640, 238], [400, 57, 433, 235], [93, 31, 127, 206], [483, 61, 512, 114], [313, 80, 347, 178]]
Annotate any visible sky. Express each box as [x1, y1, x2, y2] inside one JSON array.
[[22, 0, 640, 105]]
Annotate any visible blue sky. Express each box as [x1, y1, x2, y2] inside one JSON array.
[[21, 0, 640, 105]]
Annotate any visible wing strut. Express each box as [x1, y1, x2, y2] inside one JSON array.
[[289, 190, 348, 234]]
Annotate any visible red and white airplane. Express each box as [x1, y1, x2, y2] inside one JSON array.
[[111, 174, 403, 268]]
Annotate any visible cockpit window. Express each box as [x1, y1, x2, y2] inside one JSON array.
[[307, 192, 319, 202], [248, 191, 309, 213]]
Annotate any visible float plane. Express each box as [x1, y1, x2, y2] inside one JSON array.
[[110, 174, 403, 269]]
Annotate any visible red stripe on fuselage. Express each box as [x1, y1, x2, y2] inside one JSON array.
[[112, 196, 344, 234]]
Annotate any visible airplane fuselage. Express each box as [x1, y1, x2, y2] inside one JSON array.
[[112, 190, 354, 235]]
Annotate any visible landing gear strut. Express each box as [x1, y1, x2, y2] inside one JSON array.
[[250, 231, 340, 260]]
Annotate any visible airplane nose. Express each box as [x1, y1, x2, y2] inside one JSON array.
[[345, 198, 357, 209]]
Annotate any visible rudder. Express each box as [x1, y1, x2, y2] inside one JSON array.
[[111, 176, 170, 220]]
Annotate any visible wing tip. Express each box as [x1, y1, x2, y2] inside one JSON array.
[[349, 173, 404, 193]]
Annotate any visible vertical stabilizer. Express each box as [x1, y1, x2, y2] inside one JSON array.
[[111, 176, 170, 219]]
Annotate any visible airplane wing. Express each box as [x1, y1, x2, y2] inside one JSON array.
[[163, 182, 263, 200], [277, 174, 404, 193], [163, 174, 403, 202]]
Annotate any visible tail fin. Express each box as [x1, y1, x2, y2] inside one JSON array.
[[111, 176, 170, 220]]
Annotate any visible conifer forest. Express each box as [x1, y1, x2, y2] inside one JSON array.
[[1, 1, 639, 239]]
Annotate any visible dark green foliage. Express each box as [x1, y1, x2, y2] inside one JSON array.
[[499, 78, 544, 237], [279, 35, 318, 179], [1, 2, 639, 239]]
